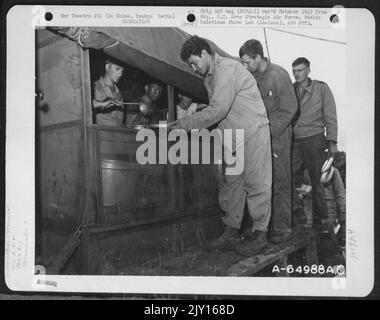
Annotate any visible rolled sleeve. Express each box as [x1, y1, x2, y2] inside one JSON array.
[[179, 65, 238, 131], [188, 103, 198, 115], [321, 84, 338, 142], [93, 81, 104, 101]]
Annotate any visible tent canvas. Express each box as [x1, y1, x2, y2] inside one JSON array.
[[48, 26, 235, 100]]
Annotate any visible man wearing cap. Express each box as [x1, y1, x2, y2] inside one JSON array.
[[93, 58, 125, 126], [291, 57, 338, 230], [239, 39, 298, 244], [169, 36, 272, 254]]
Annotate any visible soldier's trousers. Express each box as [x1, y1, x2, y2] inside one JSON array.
[[220, 123, 272, 232], [271, 126, 293, 234], [292, 133, 329, 220]]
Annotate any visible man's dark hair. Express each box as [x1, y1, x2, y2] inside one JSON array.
[[292, 57, 310, 68], [146, 82, 162, 88], [239, 39, 264, 59], [105, 57, 124, 67], [180, 35, 213, 62]]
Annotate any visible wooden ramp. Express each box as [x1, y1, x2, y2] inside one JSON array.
[[120, 227, 318, 277], [228, 227, 318, 277]]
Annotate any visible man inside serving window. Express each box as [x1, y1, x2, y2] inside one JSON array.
[[93, 58, 125, 126]]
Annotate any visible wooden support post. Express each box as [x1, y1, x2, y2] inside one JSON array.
[[167, 84, 175, 122], [305, 240, 319, 266], [277, 255, 289, 277], [79, 48, 97, 274], [80, 48, 93, 126]]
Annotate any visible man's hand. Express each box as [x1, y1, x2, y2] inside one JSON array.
[[106, 99, 123, 111], [168, 120, 181, 130], [111, 99, 123, 107], [169, 116, 193, 131], [196, 103, 208, 111], [94, 99, 120, 112], [328, 141, 338, 157], [93, 99, 111, 113]]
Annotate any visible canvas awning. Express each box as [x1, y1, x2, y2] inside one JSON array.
[[48, 27, 235, 100]]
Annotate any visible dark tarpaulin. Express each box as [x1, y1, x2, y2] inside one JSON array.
[[48, 27, 235, 100]]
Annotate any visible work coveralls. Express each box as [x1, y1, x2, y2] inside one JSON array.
[[254, 61, 298, 234], [178, 54, 272, 232]]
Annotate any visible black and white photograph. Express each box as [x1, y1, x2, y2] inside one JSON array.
[[4, 5, 375, 296]]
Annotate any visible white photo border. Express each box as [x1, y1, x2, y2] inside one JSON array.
[[5, 5, 375, 296]]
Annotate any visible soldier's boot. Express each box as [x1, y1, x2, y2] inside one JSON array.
[[269, 229, 293, 244], [208, 226, 240, 250], [234, 230, 268, 257]]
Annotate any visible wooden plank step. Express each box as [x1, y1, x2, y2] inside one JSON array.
[[228, 243, 303, 276], [228, 227, 316, 277], [119, 227, 317, 276]]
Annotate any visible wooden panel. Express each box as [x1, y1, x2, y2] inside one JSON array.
[[94, 128, 177, 225], [100, 141, 132, 156], [97, 129, 138, 144], [167, 84, 175, 122], [36, 30, 84, 126], [87, 126, 220, 229], [36, 30, 89, 274], [88, 214, 223, 274], [38, 125, 82, 221], [37, 124, 85, 269], [100, 159, 172, 224], [181, 164, 218, 211], [81, 126, 221, 273], [179, 135, 219, 213]]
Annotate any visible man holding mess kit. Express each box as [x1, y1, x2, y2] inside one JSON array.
[[239, 39, 298, 244], [291, 57, 338, 231], [169, 36, 272, 255]]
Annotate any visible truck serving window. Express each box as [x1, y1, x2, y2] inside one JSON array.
[[89, 50, 168, 127]]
